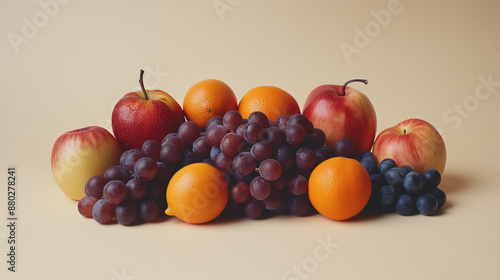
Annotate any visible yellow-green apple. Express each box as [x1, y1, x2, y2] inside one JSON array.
[[303, 79, 376, 155], [112, 70, 184, 150], [372, 119, 446, 174], [51, 126, 122, 200]]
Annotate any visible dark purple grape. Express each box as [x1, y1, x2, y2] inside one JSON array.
[[202, 158, 215, 166], [286, 124, 306, 146], [288, 193, 310, 216], [223, 110, 243, 131], [273, 145, 295, 170], [276, 114, 291, 131], [85, 175, 109, 199], [287, 114, 313, 132], [334, 137, 355, 157], [220, 133, 241, 157], [230, 182, 251, 203], [92, 199, 116, 224], [78, 196, 99, 218], [139, 199, 160, 222], [311, 128, 326, 148], [134, 157, 158, 181], [214, 153, 234, 172], [295, 148, 317, 170], [193, 136, 212, 158], [233, 152, 256, 176], [104, 165, 130, 183], [248, 111, 269, 128], [271, 174, 287, 190], [299, 134, 316, 150], [160, 143, 183, 165], [249, 176, 271, 200], [103, 180, 128, 205], [142, 140, 161, 162], [205, 124, 227, 146], [178, 121, 201, 144], [115, 201, 137, 226], [210, 145, 222, 161], [262, 189, 282, 211], [180, 151, 199, 166], [206, 116, 224, 131], [122, 149, 145, 172], [162, 134, 184, 150], [245, 198, 263, 219], [263, 127, 286, 146], [126, 178, 147, 200], [236, 123, 247, 141], [259, 158, 282, 181], [287, 174, 308, 195], [156, 162, 172, 183], [146, 178, 166, 199], [251, 140, 273, 161], [244, 122, 264, 144], [316, 146, 336, 164]]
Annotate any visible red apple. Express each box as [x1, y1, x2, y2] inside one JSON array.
[[112, 70, 185, 150], [51, 126, 122, 200], [303, 79, 376, 155], [372, 118, 447, 174]]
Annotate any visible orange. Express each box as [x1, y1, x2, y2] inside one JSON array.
[[238, 86, 300, 122], [183, 79, 237, 128], [165, 163, 229, 224], [308, 157, 371, 221]]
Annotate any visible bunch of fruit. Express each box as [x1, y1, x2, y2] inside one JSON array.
[[51, 70, 449, 226]]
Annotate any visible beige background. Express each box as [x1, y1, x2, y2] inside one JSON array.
[[1, 0, 500, 279]]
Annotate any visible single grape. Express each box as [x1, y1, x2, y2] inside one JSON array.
[[285, 124, 306, 146], [115, 201, 137, 226], [161, 134, 184, 150], [248, 111, 269, 128], [230, 182, 251, 203], [220, 133, 241, 157], [295, 148, 317, 170], [126, 178, 147, 200], [244, 122, 264, 144], [424, 169, 441, 188], [416, 194, 438, 215], [370, 173, 386, 190], [138, 199, 160, 222], [245, 198, 264, 219], [315, 146, 335, 164], [384, 167, 405, 188], [122, 149, 145, 172], [360, 155, 378, 175], [276, 114, 291, 131], [394, 194, 416, 216], [214, 153, 234, 172], [103, 180, 128, 205], [178, 121, 201, 144], [288, 193, 310, 216], [428, 188, 447, 208], [334, 138, 354, 157], [85, 175, 109, 199], [287, 114, 313, 132], [223, 110, 243, 131], [156, 162, 172, 183], [233, 152, 256, 176], [78, 196, 99, 218], [273, 145, 295, 170], [379, 158, 397, 174], [192, 136, 212, 158], [262, 189, 282, 211], [259, 158, 282, 181], [376, 185, 398, 211], [251, 140, 273, 161], [134, 157, 158, 181], [142, 139, 161, 162], [205, 124, 227, 146], [262, 127, 286, 146], [92, 199, 116, 224], [206, 116, 224, 131], [403, 171, 425, 195], [249, 176, 272, 200], [160, 143, 183, 165], [287, 174, 308, 195], [104, 165, 130, 183], [399, 165, 414, 176], [311, 128, 326, 148], [210, 145, 222, 161], [236, 123, 247, 141]]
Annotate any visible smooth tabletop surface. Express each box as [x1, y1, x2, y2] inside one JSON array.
[[1, 1, 500, 279]]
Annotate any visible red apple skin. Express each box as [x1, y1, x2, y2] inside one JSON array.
[[372, 119, 446, 174], [303, 84, 377, 155], [112, 89, 185, 150], [51, 126, 122, 200]]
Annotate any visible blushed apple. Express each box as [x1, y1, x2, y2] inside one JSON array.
[[51, 126, 122, 200], [112, 70, 184, 150], [372, 118, 446, 174], [303, 79, 376, 155]]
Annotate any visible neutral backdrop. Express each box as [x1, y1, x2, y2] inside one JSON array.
[[1, 1, 499, 279]]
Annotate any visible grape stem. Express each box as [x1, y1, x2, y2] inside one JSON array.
[[341, 79, 368, 96], [139, 69, 148, 100]]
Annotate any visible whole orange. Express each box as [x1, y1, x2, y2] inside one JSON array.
[[238, 86, 300, 121], [183, 79, 237, 128], [308, 157, 372, 221], [165, 163, 229, 224]]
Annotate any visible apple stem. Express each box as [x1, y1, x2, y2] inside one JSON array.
[[139, 69, 148, 100], [404, 129, 407, 134], [341, 79, 368, 96]]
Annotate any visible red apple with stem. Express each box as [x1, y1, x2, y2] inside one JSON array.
[[372, 118, 447, 174], [112, 70, 185, 150], [303, 79, 376, 155]]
